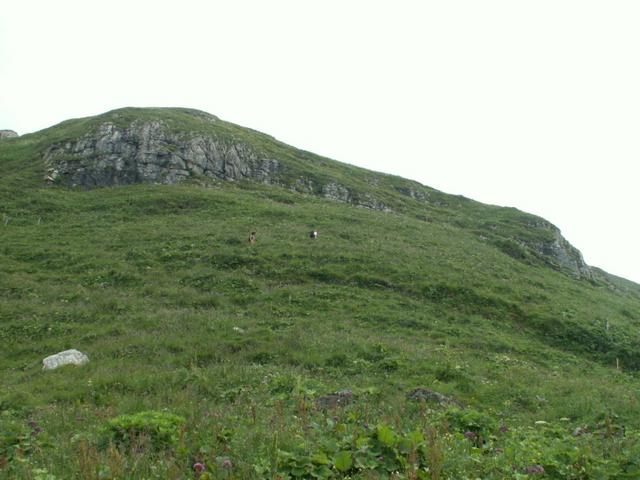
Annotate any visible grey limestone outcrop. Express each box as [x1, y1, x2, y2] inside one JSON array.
[[44, 121, 281, 188], [539, 228, 592, 279], [0, 129, 18, 139], [517, 219, 592, 279], [43, 119, 392, 213]]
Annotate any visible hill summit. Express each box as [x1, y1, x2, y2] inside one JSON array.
[[0, 129, 18, 139], [35, 107, 591, 278]]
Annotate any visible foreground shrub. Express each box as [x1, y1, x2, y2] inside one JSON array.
[[249, 411, 640, 479], [101, 410, 185, 451], [443, 407, 498, 441]]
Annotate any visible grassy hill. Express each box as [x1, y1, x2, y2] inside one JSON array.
[[2, 108, 640, 479]]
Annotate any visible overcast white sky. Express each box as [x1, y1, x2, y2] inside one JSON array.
[[1, 1, 639, 282]]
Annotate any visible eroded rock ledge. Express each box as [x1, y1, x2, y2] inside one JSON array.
[[45, 121, 280, 188], [44, 120, 390, 211]]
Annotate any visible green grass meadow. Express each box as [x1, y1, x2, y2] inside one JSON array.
[[2, 111, 640, 478]]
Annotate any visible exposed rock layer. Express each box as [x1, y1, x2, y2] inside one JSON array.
[[537, 227, 591, 279], [45, 122, 280, 187], [0, 129, 18, 139]]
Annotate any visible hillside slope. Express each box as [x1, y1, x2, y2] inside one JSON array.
[[1, 108, 640, 478], [6, 107, 592, 278]]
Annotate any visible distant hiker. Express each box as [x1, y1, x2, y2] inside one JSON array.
[[248, 232, 257, 244], [309, 230, 318, 239]]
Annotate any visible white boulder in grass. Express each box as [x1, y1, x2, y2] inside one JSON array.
[[42, 349, 89, 370]]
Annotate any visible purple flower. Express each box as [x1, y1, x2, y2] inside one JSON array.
[[193, 462, 206, 473], [464, 431, 477, 441], [499, 424, 509, 433], [221, 459, 233, 469], [523, 465, 545, 475]]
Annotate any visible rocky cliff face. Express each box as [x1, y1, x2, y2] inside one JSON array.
[[45, 121, 281, 188], [527, 222, 592, 279], [44, 119, 392, 212], [545, 229, 592, 279], [0, 129, 18, 139]]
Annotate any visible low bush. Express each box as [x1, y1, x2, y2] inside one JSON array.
[[100, 410, 185, 451]]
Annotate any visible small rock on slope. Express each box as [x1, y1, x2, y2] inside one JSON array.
[[42, 349, 89, 370]]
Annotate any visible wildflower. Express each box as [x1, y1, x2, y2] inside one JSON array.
[[193, 462, 206, 473], [463, 431, 477, 441], [221, 458, 233, 469], [499, 424, 508, 433]]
